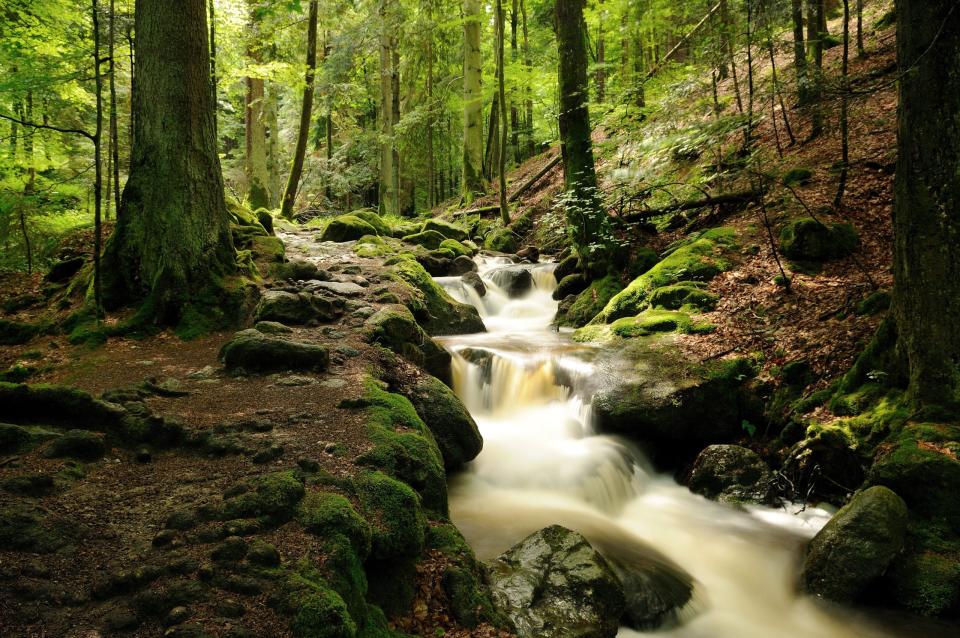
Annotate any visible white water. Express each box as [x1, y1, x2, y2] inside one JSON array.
[[435, 256, 922, 638]]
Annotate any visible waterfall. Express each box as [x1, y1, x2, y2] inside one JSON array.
[[437, 254, 901, 638]]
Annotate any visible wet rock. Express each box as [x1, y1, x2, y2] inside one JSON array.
[[219, 330, 329, 374], [255, 290, 343, 325], [364, 305, 451, 382], [416, 252, 454, 276], [516, 246, 540, 263], [553, 274, 589, 301], [488, 266, 533, 298], [688, 445, 773, 504], [553, 254, 582, 282], [45, 257, 85, 283], [405, 376, 483, 470], [462, 271, 486, 297], [802, 486, 908, 603], [782, 426, 866, 503], [43, 430, 106, 461], [487, 525, 625, 638], [450, 255, 479, 275], [389, 258, 485, 336]]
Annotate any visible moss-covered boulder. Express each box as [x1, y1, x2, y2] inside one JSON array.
[[779, 218, 859, 262], [483, 227, 519, 253], [687, 445, 773, 504], [605, 309, 715, 339], [597, 229, 735, 323], [364, 305, 451, 381], [0, 382, 126, 431], [389, 258, 485, 336], [296, 491, 373, 559], [553, 273, 589, 301], [43, 429, 106, 460], [354, 471, 428, 560], [404, 376, 483, 470], [557, 276, 624, 328], [272, 259, 322, 281], [802, 486, 908, 603], [487, 525, 625, 638], [592, 356, 755, 468], [348, 209, 392, 236], [321, 215, 379, 242], [439, 238, 473, 257], [216, 470, 306, 522], [251, 235, 286, 263], [401, 229, 446, 250], [0, 319, 44, 345], [255, 290, 344, 325], [648, 283, 718, 312], [782, 424, 867, 503], [0, 502, 69, 552], [423, 218, 469, 242], [219, 329, 330, 373]]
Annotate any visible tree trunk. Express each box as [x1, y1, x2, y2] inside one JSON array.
[[887, 0, 960, 409], [521, 0, 534, 159], [208, 0, 218, 142], [595, 0, 605, 103], [92, 0, 104, 316], [554, 0, 611, 274], [245, 7, 270, 210], [462, 0, 485, 200], [103, 0, 235, 323], [496, 0, 509, 224], [483, 93, 499, 180], [391, 44, 401, 213], [109, 0, 121, 220], [427, 4, 435, 209], [265, 85, 280, 207], [834, 0, 850, 207], [792, 0, 809, 105], [856, 0, 864, 56], [280, 0, 319, 219], [510, 0, 519, 165]]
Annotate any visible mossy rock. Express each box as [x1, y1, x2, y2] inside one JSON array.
[[422, 218, 469, 242], [782, 167, 814, 186], [0, 382, 126, 432], [1, 472, 56, 497], [389, 258, 485, 336], [363, 305, 451, 381], [598, 229, 735, 323], [400, 229, 446, 250], [779, 218, 859, 262], [557, 275, 624, 328], [322, 216, 380, 242], [42, 429, 106, 461], [608, 309, 715, 339], [350, 380, 448, 516], [290, 586, 356, 638], [272, 260, 322, 281], [354, 470, 427, 561], [0, 423, 60, 454], [648, 283, 718, 312], [428, 523, 507, 629], [483, 227, 518, 253], [349, 210, 392, 236], [553, 273, 590, 301], [856, 290, 891, 316], [0, 319, 44, 345], [802, 486, 908, 603], [0, 502, 69, 552], [296, 491, 373, 559], [388, 220, 422, 239], [218, 470, 306, 522], [251, 235, 286, 263], [219, 329, 330, 373], [404, 375, 483, 470], [439, 238, 473, 258], [365, 557, 417, 617]]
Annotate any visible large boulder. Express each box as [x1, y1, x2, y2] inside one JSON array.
[[487, 525, 625, 638], [779, 218, 859, 262], [364, 306, 451, 382], [219, 330, 329, 373], [401, 230, 446, 250], [488, 266, 533, 298], [801, 486, 908, 603], [687, 444, 773, 504], [349, 209, 392, 236], [782, 425, 867, 503], [321, 215, 379, 242], [389, 258, 485, 336], [423, 219, 469, 242], [557, 276, 623, 328], [405, 376, 483, 470], [553, 274, 589, 301], [255, 291, 343, 325]]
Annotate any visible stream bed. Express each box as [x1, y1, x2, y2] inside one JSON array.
[[434, 256, 931, 638]]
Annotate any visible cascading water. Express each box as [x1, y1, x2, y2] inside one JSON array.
[[433, 256, 954, 637]]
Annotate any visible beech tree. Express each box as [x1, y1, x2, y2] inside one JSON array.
[[102, 0, 235, 322], [462, 0, 484, 201]]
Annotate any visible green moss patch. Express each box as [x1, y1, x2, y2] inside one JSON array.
[[354, 470, 428, 561], [388, 258, 484, 336], [322, 216, 380, 242], [296, 491, 373, 559], [648, 282, 718, 312], [779, 218, 859, 262], [422, 219, 469, 242]]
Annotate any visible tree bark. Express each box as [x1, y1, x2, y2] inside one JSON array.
[[792, 0, 809, 105], [92, 0, 104, 316], [280, 0, 319, 219], [496, 0, 509, 224], [834, 0, 850, 207], [462, 0, 485, 200], [554, 0, 611, 274], [889, 0, 960, 408], [109, 0, 121, 220], [245, 6, 270, 210], [103, 0, 235, 323]]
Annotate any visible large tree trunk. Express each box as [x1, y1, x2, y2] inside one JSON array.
[[379, 0, 398, 215], [462, 0, 485, 200], [280, 0, 319, 219], [265, 85, 281, 207], [554, 0, 611, 274], [890, 0, 960, 409], [103, 0, 235, 323], [496, 0, 509, 224], [791, 0, 809, 105]]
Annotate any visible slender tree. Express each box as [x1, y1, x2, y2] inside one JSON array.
[[109, 0, 121, 220], [280, 0, 319, 219], [496, 0, 509, 223], [245, 8, 270, 210], [92, 0, 104, 317], [102, 0, 235, 323], [462, 0, 485, 199], [554, 0, 612, 273], [791, 0, 809, 105], [834, 0, 850, 207]]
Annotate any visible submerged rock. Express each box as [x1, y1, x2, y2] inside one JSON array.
[[802, 485, 908, 603], [462, 271, 486, 297], [688, 444, 773, 505], [487, 525, 625, 638], [219, 330, 329, 373], [488, 266, 533, 298]]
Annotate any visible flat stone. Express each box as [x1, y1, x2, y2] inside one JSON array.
[[306, 280, 365, 297]]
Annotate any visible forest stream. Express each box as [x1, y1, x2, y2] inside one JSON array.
[[435, 257, 915, 638]]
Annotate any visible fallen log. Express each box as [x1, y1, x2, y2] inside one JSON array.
[[451, 204, 502, 218], [621, 189, 763, 222], [508, 154, 563, 202]]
